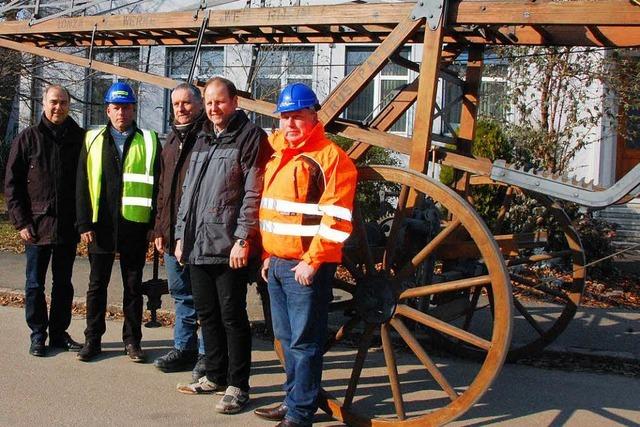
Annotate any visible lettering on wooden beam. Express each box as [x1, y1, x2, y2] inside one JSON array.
[[122, 15, 154, 28]]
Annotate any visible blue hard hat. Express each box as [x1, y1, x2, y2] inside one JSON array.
[[274, 83, 319, 113], [104, 81, 136, 104]]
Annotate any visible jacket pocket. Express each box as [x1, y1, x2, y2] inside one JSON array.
[[199, 206, 239, 257]]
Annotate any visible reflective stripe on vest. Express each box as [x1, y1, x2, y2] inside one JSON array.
[[85, 127, 157, 223]]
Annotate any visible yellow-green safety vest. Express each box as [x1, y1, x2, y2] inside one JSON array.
[[84, 126, 158, 224]]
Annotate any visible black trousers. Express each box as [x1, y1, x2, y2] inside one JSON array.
[[84, 245, 146, 346], [24, 243, 76, 344], [189, 263, 251, 392]]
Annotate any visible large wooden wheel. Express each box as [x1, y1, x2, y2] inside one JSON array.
[[300, 166, 513, 426], [432, 179, 585, 361]]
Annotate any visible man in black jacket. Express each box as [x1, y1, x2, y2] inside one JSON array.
[[4, 84, 84, 357], [174, 77, 270, 414], [153, 83, 206, 379], [75, 82, 161, 363]]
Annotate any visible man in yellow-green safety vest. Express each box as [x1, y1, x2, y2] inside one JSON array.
[[75, 81, 161, 363]]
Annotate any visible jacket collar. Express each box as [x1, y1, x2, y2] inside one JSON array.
[[170, 110, 206, 144], [199, 110, 249, 145], [37, 114, 80, 142]]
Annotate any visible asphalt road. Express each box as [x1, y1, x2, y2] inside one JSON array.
[[1, 305, 639, 426]]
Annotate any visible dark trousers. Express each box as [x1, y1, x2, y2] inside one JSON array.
[[84, 245, 146, 345], [189, 263, 251, 392], [24, 243, 77, 344]]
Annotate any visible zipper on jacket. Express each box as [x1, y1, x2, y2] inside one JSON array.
[[293, 165, 299, 200]]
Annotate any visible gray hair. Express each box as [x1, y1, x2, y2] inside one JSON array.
[[172, 82, 202, 104], [43, 84, 70, 102]]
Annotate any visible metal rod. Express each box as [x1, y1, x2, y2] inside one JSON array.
[[188, 9, 210, 84]]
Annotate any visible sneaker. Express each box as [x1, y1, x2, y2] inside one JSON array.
[[154, 348, 198, 372], [176, 375, 226, 395], [215, 386, 250, 414], [191, 354, 206, 382]]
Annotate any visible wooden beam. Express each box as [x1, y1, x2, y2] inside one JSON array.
[[318, 14, 423, 124], [409, 22, 444, 173]]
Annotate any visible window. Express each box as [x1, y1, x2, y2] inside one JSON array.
[[252, 46, 315, 130], [344, 46, 412, 133], [440, 56, 508, 136], [165, 47, 224, 130], [86, 49, 140, 127]]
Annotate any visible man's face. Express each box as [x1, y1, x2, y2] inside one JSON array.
[[43, 87, 70, 125], [204, 82, 237, 132], [171, 88, 202, 126], [106, 103, 135, 132], [280, 108, 317, 147]]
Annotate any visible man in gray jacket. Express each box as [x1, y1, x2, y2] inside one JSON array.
[[174, 77, 270, 414]]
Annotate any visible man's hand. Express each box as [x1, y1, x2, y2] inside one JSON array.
[[154, 236, 165, 254], [229, 240, 249, 269], [261, 257, 270, 282], [291, 260, 316, 286], [174, 239, 183, 265], [80, 231, 95, 244], [19, 227, 35, 243]]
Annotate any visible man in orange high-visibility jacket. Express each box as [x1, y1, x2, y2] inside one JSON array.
[[255, 83, 357, 427]]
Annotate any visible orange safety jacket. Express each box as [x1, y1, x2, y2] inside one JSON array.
[[259, 122, 358, 270]]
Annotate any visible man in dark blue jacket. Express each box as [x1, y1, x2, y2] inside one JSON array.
[[5, 84, 84, 357]]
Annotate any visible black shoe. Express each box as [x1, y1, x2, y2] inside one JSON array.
[[77, 342, 101, 362], [153, 348, 198, 372], [191, 353, 206, 382], [254, 403, 288, 421], [50, 333, 83, 352], [124, 343, 146, 363], [29, 342, 47, 357]]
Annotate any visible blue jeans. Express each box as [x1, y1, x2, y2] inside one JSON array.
[[25, 243, 76, 344], [164, 254, 204, 354], [268, 257, 335, 425]]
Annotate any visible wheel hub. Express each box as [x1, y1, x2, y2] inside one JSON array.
[[354, 274, 397, 324]]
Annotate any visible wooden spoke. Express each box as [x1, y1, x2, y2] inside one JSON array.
[[495, 185, 515, 234], [397, 304, 492, 351], [325, 316, 361, 354], [512, 297, 546, 336], [390, 317, 458, 401], [352, 205, 376, 275], [343, 323, 375, 409], [462, 285, 484, 331], [399, 275, 492, 300], [397, 218, 462, 279], [383, 184, 410, 271], [510, 273, 572, 302], [380, 323, 406, 420]]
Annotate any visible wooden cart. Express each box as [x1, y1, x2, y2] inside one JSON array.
[[1, 1, 639, 424]]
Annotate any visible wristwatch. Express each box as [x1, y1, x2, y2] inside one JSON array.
[[236, 238, 248, 248]]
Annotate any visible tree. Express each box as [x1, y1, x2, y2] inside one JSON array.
[[490, 46, 640, 174]]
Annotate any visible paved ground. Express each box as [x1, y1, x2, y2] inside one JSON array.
[[0, 304, 639, 426], [1, 251, 639, 425]]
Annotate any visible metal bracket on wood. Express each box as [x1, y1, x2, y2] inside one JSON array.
[[188, 8, 211, 84], [490, 160, 640, 208], [411, 0, 445, 31], [88, 23, 97, 68]]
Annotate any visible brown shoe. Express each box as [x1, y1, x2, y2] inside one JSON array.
[[254, 403, 288, 421], [124, 343, 146, 363], [276, 419, 305, 427]]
